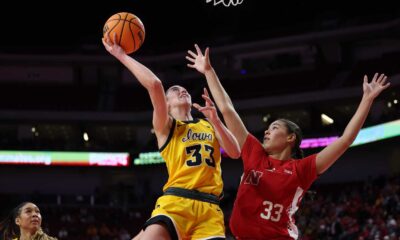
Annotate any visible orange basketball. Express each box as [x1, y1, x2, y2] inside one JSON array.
[[103, 12, 145, 54]]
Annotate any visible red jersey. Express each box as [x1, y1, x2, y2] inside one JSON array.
[[230, 134, 317, 240]]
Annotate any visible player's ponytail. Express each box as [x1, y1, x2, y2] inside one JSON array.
[[278, 119, 303, 159], [0, 202, 28, 239], [293, 145, 304, 159], [0, 213, 16, 240]]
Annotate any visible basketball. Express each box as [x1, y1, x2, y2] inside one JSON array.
[[103, 12, 145, 54]]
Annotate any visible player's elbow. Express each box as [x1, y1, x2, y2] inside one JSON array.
[[227, 148, 241, 159], [219, 105, 236, 116], [148, 78, 163, 92], [232, 151, 241, 159], [339, 136, 355, 148]]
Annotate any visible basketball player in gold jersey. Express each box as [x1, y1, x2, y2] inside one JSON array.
[[103, 34, 240, 240]]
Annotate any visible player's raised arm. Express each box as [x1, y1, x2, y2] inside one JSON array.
[[187, 44, 249, 148], [193, 88, 241, 159], [316, 73, 390, 174], [102, 32, 171, 147]]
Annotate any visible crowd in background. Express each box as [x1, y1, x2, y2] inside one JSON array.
[[1, 174, 399, 240]]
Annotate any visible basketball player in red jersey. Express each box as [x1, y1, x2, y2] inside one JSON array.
[[186, 44, 390, 239]]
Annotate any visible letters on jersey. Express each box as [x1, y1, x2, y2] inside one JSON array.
[[160, 118, 223, 197], [182, 129, 213, 142]]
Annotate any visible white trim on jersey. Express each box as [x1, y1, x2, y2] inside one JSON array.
[[198, 236, 226, 240], [287, 186, 304, 239]]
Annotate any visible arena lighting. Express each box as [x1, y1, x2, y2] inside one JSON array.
[[83, 132, 89, 142], [301, 119, 400, 149], [0, 151, 129, 167], [300, 137, 339, 148], [130, 119, 400, 165], [321, 113, 334, 125], [134, 152, 164, 165]]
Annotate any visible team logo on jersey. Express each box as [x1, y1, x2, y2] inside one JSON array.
[[244, 170, 263, 185], [266, 168, 276, 173], [182, 129, 213, 142], [284, 169, 293, 175]]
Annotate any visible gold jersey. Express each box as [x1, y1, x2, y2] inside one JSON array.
[[160, 118, 223, 196]]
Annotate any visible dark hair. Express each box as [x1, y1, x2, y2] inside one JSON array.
[[0, 202, 30, 240], [278, 119, 304, 159]]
